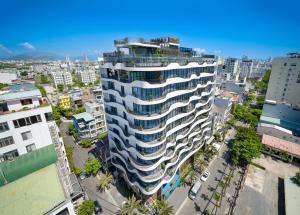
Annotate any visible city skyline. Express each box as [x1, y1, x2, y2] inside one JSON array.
[[1, 0, 300, 59]]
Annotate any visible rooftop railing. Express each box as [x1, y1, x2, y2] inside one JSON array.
[[103, 52, 216, 67]]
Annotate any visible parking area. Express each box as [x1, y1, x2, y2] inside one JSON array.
[[235, 155, 300, 215]]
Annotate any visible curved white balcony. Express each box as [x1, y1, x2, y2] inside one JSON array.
[[111, 129, 211, 195]]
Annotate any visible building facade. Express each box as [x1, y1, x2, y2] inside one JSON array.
[[237, 57, 253, 83], [73, 101, 107, 139], [101, 37, 216, 198], [77, 70, 97, 84], [52, 71, 73, 88], [0, 82, 76, 214], [224, 58, 238, 81], [265, 53, 300, 107]]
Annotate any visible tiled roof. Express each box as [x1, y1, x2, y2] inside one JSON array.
[[262, 134, 300, 158]]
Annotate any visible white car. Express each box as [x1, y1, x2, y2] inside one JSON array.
[[200, 170, 210, 182]]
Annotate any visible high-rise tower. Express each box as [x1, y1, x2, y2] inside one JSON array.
[[101, 37, 216, 198]]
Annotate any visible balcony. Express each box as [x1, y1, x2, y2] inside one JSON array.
[[103, 53, 215, 67]]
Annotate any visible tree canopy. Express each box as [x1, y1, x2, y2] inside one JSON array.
[[231, 127, 262, 165], [79, 139, 93, 148], [78, 200, 94, 215], [85, 158, 101, 175]]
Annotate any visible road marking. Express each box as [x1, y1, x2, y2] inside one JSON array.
[[175, 196, 189, 215]]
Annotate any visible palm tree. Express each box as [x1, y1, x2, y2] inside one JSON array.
[[119, 195, 141, 215], [194, 157, 208, 173], [98, 172, 113, 191], [188, 169, 198, 185], [154, 199, 174, 215]]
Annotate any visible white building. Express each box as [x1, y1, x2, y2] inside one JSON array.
[[213, 97, 232, 131], [76, 70, 96, 84], [224, 58, 239, 81], [0, 82, 77, 215], [51, 71, 73, 88], [266, 53, 300, 107], [237, 57, 253, 83], [73, 101, 107, 139], [101, 37, 215, 198], [0, 70, 18, 84]]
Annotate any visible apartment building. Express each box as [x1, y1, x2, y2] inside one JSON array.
[[237, 57, 253, 83], [265, 53, 300, 107], [258, 53, 300, 161], [224, 58, 239, 81], [213, 97, 232, 131], [52, 70, 73, 88], [76, 69, 97, 84], [73, 101, 107, 139], [101, 37, 216, 198], [58, 94, 71, 109], [0, 82, 77, 215]]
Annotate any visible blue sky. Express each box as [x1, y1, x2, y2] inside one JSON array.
[[0, 0, 300, 58]]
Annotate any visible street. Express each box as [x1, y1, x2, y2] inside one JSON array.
[[60, 121, 125, 215], [176, 128, 242, 215]]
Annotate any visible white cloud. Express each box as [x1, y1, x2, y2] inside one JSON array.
[[194, 48, 206, 54], [19, 42, 36, 50], [0, 44, 12, 54], [213, 50, 222, 54]]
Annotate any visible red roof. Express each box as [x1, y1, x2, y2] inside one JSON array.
[[262, 134, 300, 158]]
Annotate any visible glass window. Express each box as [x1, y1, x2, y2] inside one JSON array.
[[21, 131, 33, 141], [26, 143, 36, 152], [21, 99, 33, 106], [0, 136, 15, 148], [2, 149, 19, 161], [0, 122, 9, 132]]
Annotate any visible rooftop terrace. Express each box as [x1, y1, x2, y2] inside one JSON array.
[[0, 82, 41, 102], [0, 164, 66, 215]]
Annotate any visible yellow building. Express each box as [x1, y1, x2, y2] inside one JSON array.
[[58, 95, 71, 109]]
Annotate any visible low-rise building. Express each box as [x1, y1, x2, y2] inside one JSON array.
[[73, 102, 106, 139], [58, 95, 71, 109], [0, 82, 79, 214], [257, 102, 300, 160], [213, 97, 232, 131], [0, 69, 18, 83]]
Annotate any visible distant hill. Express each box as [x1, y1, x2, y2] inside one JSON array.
[[0, 52, 63, 61]]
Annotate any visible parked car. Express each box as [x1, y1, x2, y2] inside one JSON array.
[[189, 180, 202, 200], [94, 200, 103, 214], [79, 172, 86, 180], [200, 170, 210, 182]]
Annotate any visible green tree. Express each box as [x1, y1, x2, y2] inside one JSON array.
[[79, 139, 93, 148], [57, 84, 64, 92], [98, 172, 113, 191], [74, 166, 82, 176], [78, 200, 94, 215], [231, 127, 262, 165], [68, 123, 75, 134], [119, 195, 141, 215], [67, 84, 72, 90], [293, 171, 300, 186], [65, 144, 75, 172], [98, 132, 108, 140], [85, 158, 101, 175], [35, 84, 47, 97], [20, 71, 28, 76], [194, 156, 208, 173], [52, 106, 61, 124], [40, 74, 50, 84], [94, 79, 100, 85], [154, 199, 174, 215], [0, 83, 8, 89]]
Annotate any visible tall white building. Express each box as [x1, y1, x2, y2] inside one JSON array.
[[101, 37, 216, 198], [76, 70, 97, 84], [266, 53, 300, 107], [237, 57, 253, 83], [52, 70, 73, 88], [0, 82, 76, 215], [224, 58, 239, 80]]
